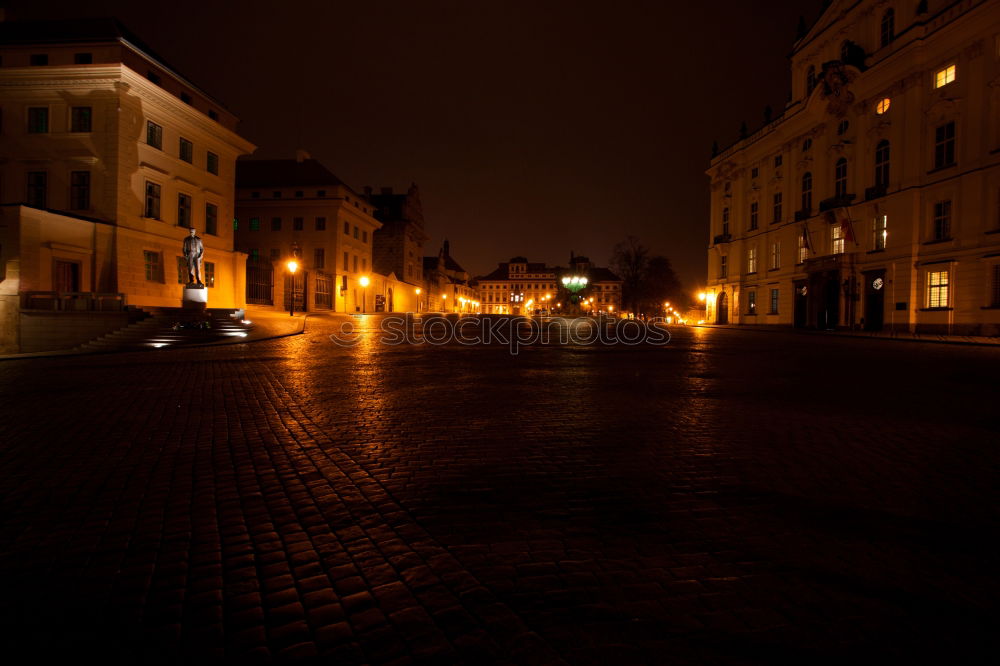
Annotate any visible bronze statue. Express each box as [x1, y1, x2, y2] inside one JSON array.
[[182, 227, 204, 286]]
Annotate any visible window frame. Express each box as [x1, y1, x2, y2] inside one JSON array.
[[144, 180, 161, 219], [27, 107, 49, 134], [70, 106, 92, 133]]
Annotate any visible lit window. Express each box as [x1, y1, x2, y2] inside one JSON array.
[[798, 233, 809, 264], [770, 241, 781, 270], [747, 247, 757, 274], [935, 65, 956, 88], [832, 225, 845, 254], [927, 270, 949, 308], [874, 215, 887, 251], [204, 262, 215, 288], [875, 98, 891, 115], [747, 291, 757, 314]]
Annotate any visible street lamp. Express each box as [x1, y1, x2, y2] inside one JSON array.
[[359, 275, 370, 313], [286, 259, 298, 316], [415, 287, 422, 313]]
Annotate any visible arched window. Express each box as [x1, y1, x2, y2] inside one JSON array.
[[835, 158, 849, 197], [802, 172, 813, 212], [874, 140, 890, 189], [880, 9, 895, 48], [806, 65, 817, 95]]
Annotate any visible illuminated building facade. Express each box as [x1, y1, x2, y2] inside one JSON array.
[[234, 156, 387, 313], [706, 0, 1000, 335], [423, 240, 477, 312], [0, 18, 255, 351], [474, 254, 622, 315]]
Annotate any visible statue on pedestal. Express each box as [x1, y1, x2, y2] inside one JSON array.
[[182, 227, 204, 286]]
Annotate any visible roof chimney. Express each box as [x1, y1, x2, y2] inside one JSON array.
[[295, 149, 310, 163]]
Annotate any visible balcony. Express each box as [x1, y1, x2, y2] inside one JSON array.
[[819, 195, 856, 212], [713, 233, 732, 244], [794, 208, 812, 222], [865, 184, 887, 201]]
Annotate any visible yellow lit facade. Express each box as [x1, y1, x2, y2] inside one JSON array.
[[706, 0, 1000, 335]]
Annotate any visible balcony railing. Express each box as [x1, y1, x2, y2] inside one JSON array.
[[713, 233, 732, 244], [819, 195, 856, 212], [865, 184, 887, 201]]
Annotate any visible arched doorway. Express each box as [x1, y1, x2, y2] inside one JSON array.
[[716, 292, 729, 324]]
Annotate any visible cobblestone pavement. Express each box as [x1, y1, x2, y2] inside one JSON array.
[[1, 316, 998, 664]]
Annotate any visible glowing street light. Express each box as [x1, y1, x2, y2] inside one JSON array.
[[698, 291, 707, 302], [415, 287, 422, 313], [359, 275, 370, 313], [286, 259, 299, 316]]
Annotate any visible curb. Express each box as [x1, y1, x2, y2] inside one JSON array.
[[690, 324, 1000, 348]]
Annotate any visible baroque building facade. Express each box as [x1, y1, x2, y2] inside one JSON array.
[[706, 0, 1000, 335], [0, 18, 255, 351], [475, 254, 622, 315]]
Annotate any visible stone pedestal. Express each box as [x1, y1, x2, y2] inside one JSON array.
[[182, 284, 208, 310]]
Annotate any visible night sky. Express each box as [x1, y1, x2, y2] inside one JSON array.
[[7, 0, 825, 287]]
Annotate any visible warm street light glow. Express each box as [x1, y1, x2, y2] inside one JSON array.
[[359, 275, 370, 287], [286, 260, 298, 274], [415, 287, 421, 295], [698, 292, 706, 301]]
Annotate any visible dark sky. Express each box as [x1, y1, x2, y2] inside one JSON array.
[[7, 0, 825, 287]]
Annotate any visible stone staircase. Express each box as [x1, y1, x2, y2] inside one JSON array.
[[76, 307, 253, 352]]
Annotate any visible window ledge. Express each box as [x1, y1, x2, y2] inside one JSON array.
[[767, 267, 780, 272], [923, 238, 953, 245], [866, 249, 886, 254], [767, 311, 779, 315], [980, 306, 1000, 310], [744, 312, 757, 316], [927, 164, 957, 175], [919, 307, 953, 312]]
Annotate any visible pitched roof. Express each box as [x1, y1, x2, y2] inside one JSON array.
[[236, 159, 347, 189], [443, 254, 465, 273]]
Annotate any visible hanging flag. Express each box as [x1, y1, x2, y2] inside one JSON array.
[[840, 207, 857, 245], [802, 224, 812, 251]]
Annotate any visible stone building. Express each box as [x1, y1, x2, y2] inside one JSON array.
[[234, 155, 388, 313], [367, 184, 428, 290], [422, 240, 477, 312], [0, 18, 255, 351], [475, 254, 622, 315], [706, 0, 1000, 335]]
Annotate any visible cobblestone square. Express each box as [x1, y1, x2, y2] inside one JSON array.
[[1, 318, 998, 663]]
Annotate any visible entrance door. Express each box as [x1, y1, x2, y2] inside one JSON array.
[[54, 260, 80, 292], [793, 281, 808, 328], [818, 271, 840, 329], [863, 270, 886, 331], [716, 292, 729, 324]]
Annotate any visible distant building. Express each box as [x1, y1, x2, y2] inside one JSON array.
[[706, 0, 1000, 335], [474, 254, 622, 315], [423, 240, 476, 312], [367, 184, 428, 289], [234, 155, 385, 313], [0, 18, 255, 351]]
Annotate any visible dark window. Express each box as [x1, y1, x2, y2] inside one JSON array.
[[934, 122, 956, 169], [249, 217, 260, 231], [30, 54, 48, 66], [178, 193, 192, 227], [834, 158, 848, 197], [773, 192, 783, 224], [147, 70, 161, 85], [317, 190, 326, 197], [722, 207, 730, 236], [272, 191, 281, 199], [70, 171, 90, 210], [208, 110, 219, 121], [774, 154, 782, 168], [205, 203, 218, 235], [362, 230, 368, 243], [806, 66, 816, 95], [74, 52, 93, 64], [353, 226, 359, 239], [316, 216, 326, 231], [251, 191, 259, 199], [801, 172, 813, 211], [27, 171, 47, 208], [933, 200, 952, 240], [295, 191, 304, 198], [27, 107, 48, 133], [803, 138, 812, 151], [874, 140, 890, 188], [179, 137, 193, 163], [144, 250, 162, 281], [145, 181, 161, 218], [837, 120, 850, 136], [314, 248, 325, 269], [770, 288, 779, 314], [70, 106, 92, 132], [293, 217, 304, 231], [751, 167, 759, 179], [344, 221, 350, 235], [271, 217, 282, 231], [750, 202, 758, 230], [270, 248, 281, 261], [880, 9, 895, 48], [180, 92, 192, 105], [206, 151, 219, 175], [720, 255, 728, 278], [146, 120, 162, 149]]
